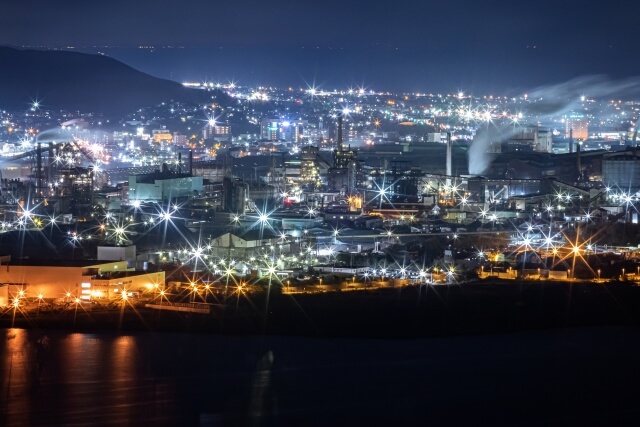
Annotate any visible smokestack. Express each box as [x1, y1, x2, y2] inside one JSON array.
[[189, 150, 193, 176], [178, 152, 182, 174], [337, 114, 343, 151], [446, 132, 452, 186], [36, 143, 42, 198], [576, 141, 582, 181], [48, 144, 54, 184], [569, 128, 573, 153]]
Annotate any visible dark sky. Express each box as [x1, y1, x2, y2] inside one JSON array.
[[2, 0, 639, 92]]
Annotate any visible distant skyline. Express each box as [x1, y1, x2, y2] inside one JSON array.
[[2, 0, 639, 93]]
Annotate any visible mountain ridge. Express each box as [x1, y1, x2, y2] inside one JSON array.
[[0, 46, 208, 115]]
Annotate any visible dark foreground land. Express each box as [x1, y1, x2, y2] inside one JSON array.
[[4, 280, 640, 426], [4, 279, 640, 338]]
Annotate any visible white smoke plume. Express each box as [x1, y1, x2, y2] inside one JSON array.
[[468, 75, 640, 175]]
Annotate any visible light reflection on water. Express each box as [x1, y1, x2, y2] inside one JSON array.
[[0, 329, 267, 426], [3, 329, 29, 426], [1, 327, 640, 426]]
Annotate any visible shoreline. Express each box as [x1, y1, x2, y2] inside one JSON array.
[[3, 279, 640, 339]]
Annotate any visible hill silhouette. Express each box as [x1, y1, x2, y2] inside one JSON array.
[[0, 46, 208, 115]]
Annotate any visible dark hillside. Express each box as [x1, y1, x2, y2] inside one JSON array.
[[0, 46, 208, 115]]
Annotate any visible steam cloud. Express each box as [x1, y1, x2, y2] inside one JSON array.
[[35, 128, 72, 143], [468, 75, 640, 175]]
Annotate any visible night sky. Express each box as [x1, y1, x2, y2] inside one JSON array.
[[2, 0, 639, 92]]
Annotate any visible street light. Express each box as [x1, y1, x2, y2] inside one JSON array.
[[190, 282, 198, 302], [522, 238, 530, 279], [418, 269, 427, 283], [37, 293, 44, 318]]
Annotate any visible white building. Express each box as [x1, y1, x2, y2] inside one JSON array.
[[0, 257, 164, 306], [260, 119, 308, 142]]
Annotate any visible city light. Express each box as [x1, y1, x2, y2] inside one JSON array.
[[2, 59, 639, 338]]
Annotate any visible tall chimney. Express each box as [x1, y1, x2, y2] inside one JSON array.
[[446, 132, 452, 186], [36, 142, 42, 197], [178, 152, 182, 174], [576, 141, 582, 181], [337, 114, 343, 152], [48, 144, 54, 184], [569, 128, 573, 153], [189, 150, 193, 176]]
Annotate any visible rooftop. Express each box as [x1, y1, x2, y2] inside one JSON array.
[[0, 257, 123, 268]]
